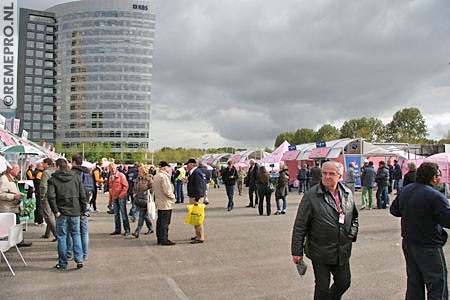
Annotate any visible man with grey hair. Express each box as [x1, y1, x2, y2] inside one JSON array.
[[292, 161, 359, 299], [0, 161, 33, 247]]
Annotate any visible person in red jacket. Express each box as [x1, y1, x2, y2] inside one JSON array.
[[108, 163, 130, 236]]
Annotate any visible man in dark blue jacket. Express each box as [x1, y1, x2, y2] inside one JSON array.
[[375, 161, 390, 209], [390, 162, 450, 299], [185, 158, 206, 244]]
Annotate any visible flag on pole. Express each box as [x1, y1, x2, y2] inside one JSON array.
[[13, 119, 20, 134], [5, 119, 11, 132]]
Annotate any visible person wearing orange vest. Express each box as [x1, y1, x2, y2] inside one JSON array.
[[33, 163, 45, 225], [91, 161, 104, 213], [25, 164, 35, 200]]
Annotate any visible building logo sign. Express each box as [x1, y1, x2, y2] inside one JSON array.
[[1, 1, 17, 109], [132, 4, 149, 11]]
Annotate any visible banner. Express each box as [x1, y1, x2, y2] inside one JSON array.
[[21, 129, 28, 140], [344, 155, 362, 188], [0, 1, 18, 109], [13, 118, 19, 134]]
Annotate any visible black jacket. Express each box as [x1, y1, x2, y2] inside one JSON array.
[[276, 169, 290, 199], [403, 171, 416, 187], [375, 166, 389, 186], [297, 167, 309, 181], [246, 163, 259, 188], [47, 170, 88, 217], [222, 166, 238, 186], [393, 164, 402, 180], [291, 182, 359, 265], [309, 167, 322, 186], [187, 167, 206, 201]]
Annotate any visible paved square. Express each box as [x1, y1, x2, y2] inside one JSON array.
[[1, 187, 447, 299]]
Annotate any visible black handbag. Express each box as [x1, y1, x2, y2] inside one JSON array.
[[135, 191, 148, 208]]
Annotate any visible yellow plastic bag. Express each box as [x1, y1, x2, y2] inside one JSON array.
[[184, 204, 205, 226]]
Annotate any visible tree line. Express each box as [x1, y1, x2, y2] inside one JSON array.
[[274, 107, 449, 147], [54, 107, 449, 164]]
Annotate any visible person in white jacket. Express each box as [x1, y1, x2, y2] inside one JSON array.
[[153, 161, 176, 246], [0, 162, 32, 247]]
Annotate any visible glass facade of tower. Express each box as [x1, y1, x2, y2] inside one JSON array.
[[17, 9, 57, 142], [48, 0, 154, 152]]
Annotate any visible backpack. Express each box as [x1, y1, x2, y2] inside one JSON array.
[[80, 172, 94, 198]]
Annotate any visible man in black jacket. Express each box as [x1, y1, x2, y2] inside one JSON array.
[[245, 159, 259, 208], [222, 160, 238, 211], [393, 160, 403, 195], [48, 158, 88, 270], [185, 158, 206, 244], [291, 161, 358, 299]]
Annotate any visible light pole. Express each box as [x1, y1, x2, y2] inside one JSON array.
[[202, 142, 208, 159], [150, 138, 154, 166]]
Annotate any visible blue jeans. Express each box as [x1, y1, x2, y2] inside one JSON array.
[[128, 191, 136, 219], [56, 215, 83, 268], [376, 185, 390, 208], [114, 197, 130, 233], [134, 210, 152, 234], [299, 180, 307, 193], [67, 216, 89, 259], [402, 240, 448, 300], [276, 195, 287, 211], [176, 181, 184, 203], [173, 182, 178, 199], [225, 185, 235, 209], [394, 179, 401, 194]]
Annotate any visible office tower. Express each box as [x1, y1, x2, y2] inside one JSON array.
[[16, 9, 57, 142], [48, 0, 155, 153]]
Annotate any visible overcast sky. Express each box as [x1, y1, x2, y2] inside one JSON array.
[[19, 0, 450, 150]]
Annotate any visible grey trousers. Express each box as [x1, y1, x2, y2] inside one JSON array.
[[41, 199, 56, 238]]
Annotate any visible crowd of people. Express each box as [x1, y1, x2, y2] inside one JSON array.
[[0, 156, 212, 270]]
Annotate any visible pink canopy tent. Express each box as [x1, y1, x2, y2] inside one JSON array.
[[0, 130, 18, 147], [258, 140, 290, 166], [230, 154, 243, 164], [234, 162, 249, 169], [425, 153, 450, 183], [402, 153, 450, 183]]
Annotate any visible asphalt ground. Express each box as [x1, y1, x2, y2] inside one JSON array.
[[1, 186, 447, 299]]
